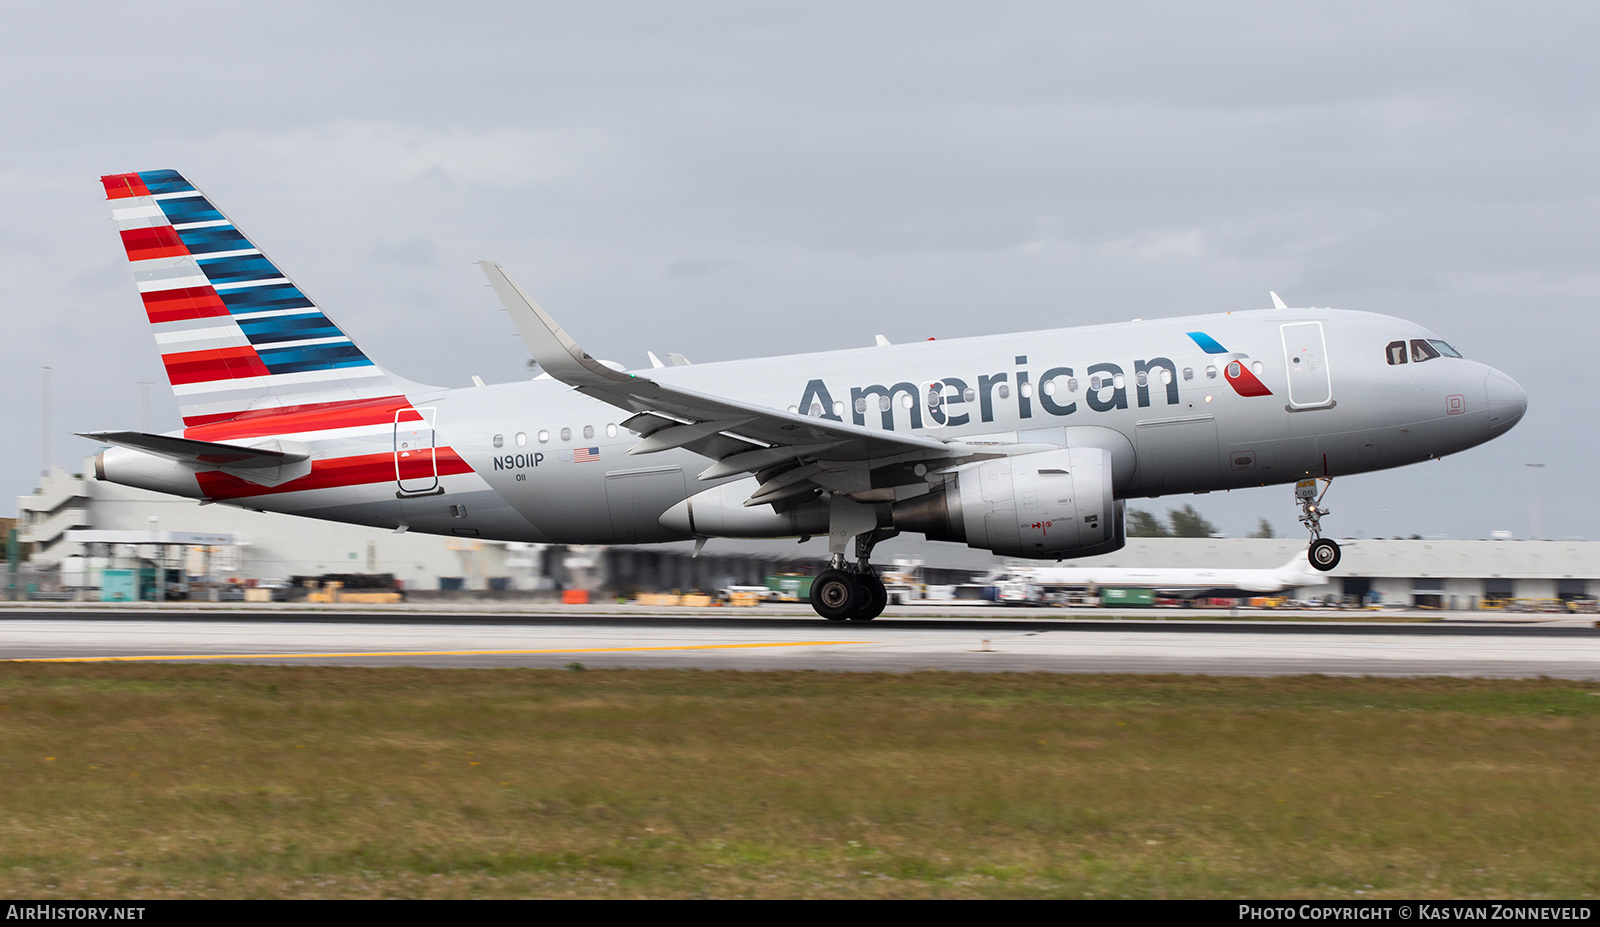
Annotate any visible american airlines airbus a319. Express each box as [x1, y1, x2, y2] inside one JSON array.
[[86, 170, 1528, 620]]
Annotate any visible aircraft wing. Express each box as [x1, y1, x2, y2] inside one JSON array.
[[481, 262, 1007, 506]]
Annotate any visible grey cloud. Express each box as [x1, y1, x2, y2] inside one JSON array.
[[2, 1, 1595, 540], [369, 238, 440, 267]]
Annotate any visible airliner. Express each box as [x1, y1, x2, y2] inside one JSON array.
[[85, 170, 1527, 621], [989, 553, 1326, 599]]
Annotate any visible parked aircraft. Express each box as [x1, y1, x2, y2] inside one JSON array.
[[86, 170, 1527, 620], [989, 553, 1327, 598]]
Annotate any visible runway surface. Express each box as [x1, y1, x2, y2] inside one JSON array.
[[4, 609, 1599, 677]]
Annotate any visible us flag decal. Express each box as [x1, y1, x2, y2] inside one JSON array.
[[573, 447, 600, 462]]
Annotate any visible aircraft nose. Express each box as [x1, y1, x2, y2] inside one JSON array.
[[1485, 368, 1527, 436]]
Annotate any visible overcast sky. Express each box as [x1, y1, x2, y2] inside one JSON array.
[[3, 2, 1593, 540]]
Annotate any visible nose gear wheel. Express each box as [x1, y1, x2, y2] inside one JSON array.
[[1309, 537, 1341, 571]]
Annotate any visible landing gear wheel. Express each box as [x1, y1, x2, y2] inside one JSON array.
[[851, 573, 887, 621], [810, 569, 863, 621], [1309, 538, 1341, 572]]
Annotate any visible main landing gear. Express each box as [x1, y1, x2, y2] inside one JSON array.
[[810, 529, 894, 621], [1296, 477, 1341, 571]]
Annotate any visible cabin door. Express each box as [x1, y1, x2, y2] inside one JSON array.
[[395, 406, 439, 495], [1280, 322, 1334, 409]]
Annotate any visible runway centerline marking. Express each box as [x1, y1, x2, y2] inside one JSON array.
[[9, 640, 867, 663]]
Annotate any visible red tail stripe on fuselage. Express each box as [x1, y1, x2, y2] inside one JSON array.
[[102, 173, 151, 199], [142, 286, 232, 324], [185, 395, 423, 440], [194, 448, 472, 500], [162, 345, 272, 385]]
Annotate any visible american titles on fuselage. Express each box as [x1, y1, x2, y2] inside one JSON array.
[[793, 341, 1274, 432]]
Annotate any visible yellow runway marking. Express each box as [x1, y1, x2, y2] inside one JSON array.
[[9, 640, 865, 663]]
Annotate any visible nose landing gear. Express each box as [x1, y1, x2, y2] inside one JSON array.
[[1296, 478, 1341, 571]]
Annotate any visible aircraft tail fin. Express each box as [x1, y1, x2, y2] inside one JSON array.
[[102, 170, 404, 429], [1275, 552, 1322, 581]]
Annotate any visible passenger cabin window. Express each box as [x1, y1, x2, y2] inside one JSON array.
[[1410, 339, 1441, 363], [493, 434, 504, 448], [1386, 341, 1408, 365], [583, 425, 595, 439], [560, 427, 572, 442]]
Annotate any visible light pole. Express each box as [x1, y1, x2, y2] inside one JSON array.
[[150, 516, 163, 603], [40, 367, 51, 476], [1525, 463, 1545, 540]]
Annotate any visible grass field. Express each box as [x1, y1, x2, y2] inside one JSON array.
[[1, 664, 1597, 899]]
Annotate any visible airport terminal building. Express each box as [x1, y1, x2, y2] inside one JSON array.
[[12, 458, 1598, 608]]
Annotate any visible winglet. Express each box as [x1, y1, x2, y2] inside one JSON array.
[[1270, 291, 1288, 310], [478, 261, 638, 388]]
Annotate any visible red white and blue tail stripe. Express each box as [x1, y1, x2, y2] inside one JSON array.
[[103, 170, 399, 427]]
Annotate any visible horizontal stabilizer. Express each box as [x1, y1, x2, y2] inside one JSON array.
[[80, 431, 313, 487], [81, 431, 308, 467]]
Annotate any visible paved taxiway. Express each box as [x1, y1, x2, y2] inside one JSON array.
[[3, 609, 1598, 677]]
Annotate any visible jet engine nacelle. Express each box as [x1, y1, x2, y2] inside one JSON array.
[[893, 447, 1125, 559]]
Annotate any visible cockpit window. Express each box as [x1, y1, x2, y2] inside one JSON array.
[[1386, 340, 1408, 365], [1428, 339, 1462, 358], [1410, 339, 1442, 362]]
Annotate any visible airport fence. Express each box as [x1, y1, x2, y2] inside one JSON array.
[[3, 570, 77, 601]]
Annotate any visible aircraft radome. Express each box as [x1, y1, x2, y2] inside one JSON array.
[[87, 170, 1528, 621]]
